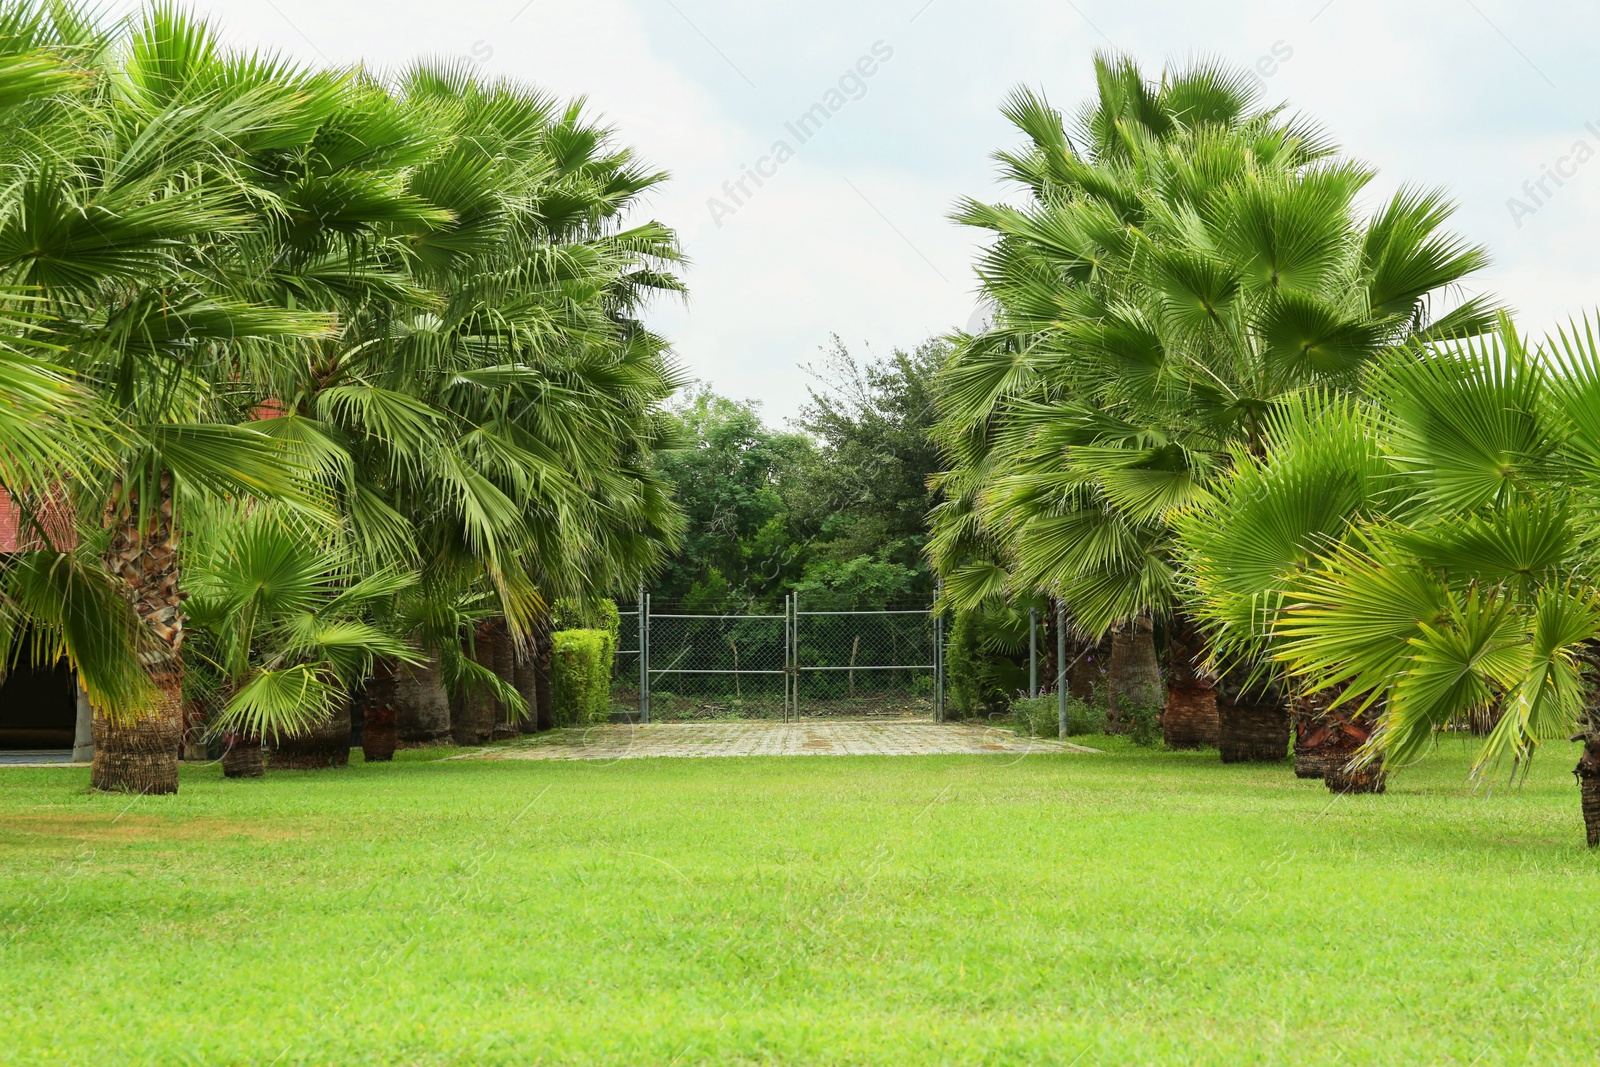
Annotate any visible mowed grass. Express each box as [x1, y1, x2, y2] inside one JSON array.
[[1, 735, 1596, 1066]]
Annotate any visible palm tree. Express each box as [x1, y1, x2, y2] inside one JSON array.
[[1174, 394, 1398, 787], [931, 53, 1495, 754], [1247, 322, 1600, 834], [181, 503, 419, 775]]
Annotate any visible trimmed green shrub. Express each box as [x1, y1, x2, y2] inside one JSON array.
[[551, 597, 621, 644], [551, 628, 616, 726], [946, 610, 1009, 720]]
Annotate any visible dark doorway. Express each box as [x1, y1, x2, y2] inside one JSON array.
[[0, 657, 76, 749]]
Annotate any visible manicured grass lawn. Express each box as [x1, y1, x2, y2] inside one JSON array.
[[1, 735, 1595, 1065]]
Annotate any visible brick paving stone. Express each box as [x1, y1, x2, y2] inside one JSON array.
[[465, 721, 1101, 762]]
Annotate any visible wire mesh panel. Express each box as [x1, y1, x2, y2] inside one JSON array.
[[644, 606, 789, 721], [795, 604, 937, 719], [610, 605, 641, 714]]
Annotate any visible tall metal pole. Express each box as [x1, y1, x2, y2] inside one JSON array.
[[784, 594, 792, 723], [1056, 600, 1068, 738], [642, 592, 651, 723], [934, 580, 944, 723], [637, 586, 645, 723], [1029, 606, 1038, 699], [792, 592, 800, 721]]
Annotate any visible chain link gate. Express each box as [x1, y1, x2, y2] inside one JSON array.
[[612, 595, 944, 722]]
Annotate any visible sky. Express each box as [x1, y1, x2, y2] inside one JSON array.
[[112, 0, 1600, 421]]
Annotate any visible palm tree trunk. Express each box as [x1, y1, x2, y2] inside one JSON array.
[[221, 732, 263, 778], [393, 651, 451, 744], [92, 474, 182, 795], [1107, 616, 1161, 733], [534, 614, 554, 732], [451, 623, 497, 746], [487, 619, 520, 740], [1164, 612, 1218, 749], [1069, 635, 1104, 701], [1292, 689, 1338, 779], [361, 661, 398, 762], [267, 705, 351, 769], [1294, 688, 1386, 792], [515, 655, 539, 734], [1577, 736, 1600, 848], [1216, 672, 1288, 763]]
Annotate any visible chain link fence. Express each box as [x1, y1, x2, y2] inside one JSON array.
[[609, 595, 943, 722]]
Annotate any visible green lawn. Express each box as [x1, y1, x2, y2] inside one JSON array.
[[1, 736, 1595, 1065]]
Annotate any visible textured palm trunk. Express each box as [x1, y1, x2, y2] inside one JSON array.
[[487, 619, 521, 740], [1106, 616, 1161, 733], [1216, 673, 1288, 763], [534, 614, 554, 732], [451, 623, 497, 746], [515, 655, 539, 734], [1069, 635, 1105, 702], [1577, 736, 1600, 848], [361, 661, 398, 762], [1294, 689, 1386, 792], [221, 732, 263, 778], [1292, 689, 1339, 779], [92, 475, 183, 795], [1164, 612, 1219, 749], [394, 651, 451, 745], [181, 695, 209, 762], [267, 703, 351, 770]]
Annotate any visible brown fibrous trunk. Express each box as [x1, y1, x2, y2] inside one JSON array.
[[451, 622, 498, 747], [487, 619, 520, 740], [515, 656, 539, 734], [1296, 690, 1387, 794], [1107, 617, 1162, 734], [221, 733, 264, 779], [92, 474, 183, 795], [267, 705, 351, 770], [1293, 691, 1338, 779], [534, 617, 554, 732], [394, 651, 451, 745], [1575, 738, 1600, 847], [1164, 613, 1218, 749], [362, 662, 398, 763], [1216, 673, 1288, 763]]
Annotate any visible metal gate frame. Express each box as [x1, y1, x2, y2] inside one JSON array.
[[629, 594, 945, 723], [787, 595, 944, 722]]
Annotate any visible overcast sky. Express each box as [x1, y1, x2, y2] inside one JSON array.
[[117, 0, 1600, 420]]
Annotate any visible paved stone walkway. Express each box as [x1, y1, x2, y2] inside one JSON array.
[[470, 720, 1101, 761]]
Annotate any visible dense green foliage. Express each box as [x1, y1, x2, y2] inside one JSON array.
[[0, 1, 685, 763], [551, 628, 616, 726], [655, 339, 945, 612], [1010, 693, 1108, 738], [1180, 320, 1600, 777], [5, 746, 1599, 1064], [930, 52, 1493, 642]]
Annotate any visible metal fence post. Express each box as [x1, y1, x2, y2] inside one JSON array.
[[1056, 600, 1068, 738], [1029, 606, 1038, 699], [934, 581, 944, 723], [637, 586, 646, 723], [792, 593, 800, 721], [784, 594, 792, 723], [642, 592, 651, 723]]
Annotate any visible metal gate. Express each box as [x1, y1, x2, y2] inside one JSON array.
[[615, 594, 944, 722]]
